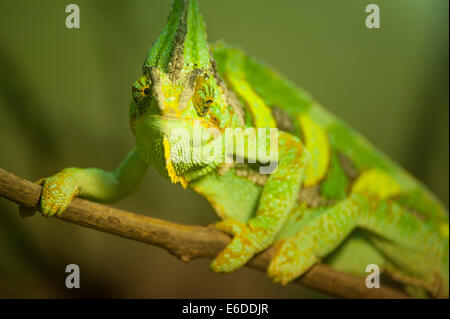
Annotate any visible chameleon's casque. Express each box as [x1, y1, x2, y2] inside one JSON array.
[[37, 0, 449, 298]]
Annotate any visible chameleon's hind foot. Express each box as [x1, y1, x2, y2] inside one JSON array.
[[210, 219, 266, 273], [267, 238, 317, 285], [37, 168, 80, 217]]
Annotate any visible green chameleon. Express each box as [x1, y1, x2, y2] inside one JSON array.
[[36, 0, 448, 297]]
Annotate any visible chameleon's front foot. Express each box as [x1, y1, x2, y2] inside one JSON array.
[[210, 219, 270, 273], [37, 168, 81, 216]]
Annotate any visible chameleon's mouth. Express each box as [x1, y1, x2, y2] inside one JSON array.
[[133, 114, 221, 141], [133, 113, 187, 124], [133, 114, 211, 129], [133, 114, 221, 187]]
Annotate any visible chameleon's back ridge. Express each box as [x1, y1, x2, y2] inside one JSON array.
[[35, 0, 449, 298]]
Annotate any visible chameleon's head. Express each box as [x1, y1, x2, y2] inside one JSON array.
[[129, 0, 243, 186]]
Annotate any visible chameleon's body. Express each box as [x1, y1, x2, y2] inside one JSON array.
[[37, 0, 448, 297]]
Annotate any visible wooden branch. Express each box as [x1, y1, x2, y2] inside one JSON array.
[[0, 167, 409, 299]]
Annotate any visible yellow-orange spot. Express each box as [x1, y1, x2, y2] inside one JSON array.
[[160, 75, 184, 116], [163, 137, 188, 189], [298, 114, 330, 186], [351, 168, 402, 199]]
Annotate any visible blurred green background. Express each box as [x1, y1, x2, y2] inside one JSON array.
[[0, 0, 448, 298]]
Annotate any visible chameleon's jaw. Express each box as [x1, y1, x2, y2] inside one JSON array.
[[133, 114, 220, 186], [162, 135, 188, 188]]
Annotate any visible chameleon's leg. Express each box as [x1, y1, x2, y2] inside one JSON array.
[[267, 194, 363, 284], [38, 147, 148, 216], [211, 131, 310, 273], [268, 193, 445, 286]]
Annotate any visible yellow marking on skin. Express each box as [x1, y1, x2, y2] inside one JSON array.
[[298, 114, 330, 187], [227, 75, 276, 128], [351, 168, 402, 199], [160, 75, 184, 116], [163, 137, 188, 189], [439, 222, 449, 239]]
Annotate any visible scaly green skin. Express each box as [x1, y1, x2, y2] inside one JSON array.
[[37, 0, 449, 297]]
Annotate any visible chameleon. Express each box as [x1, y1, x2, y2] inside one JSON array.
[[35, 0, 448, 297]]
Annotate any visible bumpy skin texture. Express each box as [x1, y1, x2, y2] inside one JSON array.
[[38, 0, 449, 297]]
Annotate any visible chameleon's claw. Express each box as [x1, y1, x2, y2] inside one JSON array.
[[56, 207, 65, 217], [211, 220, 261, 273], [215, 219, 246, 236], [267, 265, 296, 286], [267, 239, 317, 285], [41, 204, 52, 217], [38, 168, 80, 217], [42, 201, 63, 217], [267, 252, 297, 285], [210, 235, 253, 273], [267, 269, 288, 285], [40, 199, 55, 217]]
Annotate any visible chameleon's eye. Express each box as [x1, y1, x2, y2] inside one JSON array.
[[193, 76, 215, 117], [132, 75, 152, 108]]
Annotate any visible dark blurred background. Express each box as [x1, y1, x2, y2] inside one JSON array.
[[0, 0, 448, 298]]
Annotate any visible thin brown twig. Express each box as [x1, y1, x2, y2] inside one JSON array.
[[0, 167, 409, 299]]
